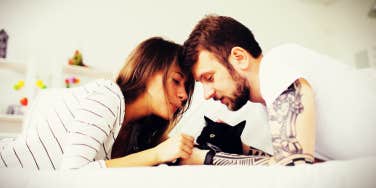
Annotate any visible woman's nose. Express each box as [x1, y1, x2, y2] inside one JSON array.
[[178, 87, 188, 102]]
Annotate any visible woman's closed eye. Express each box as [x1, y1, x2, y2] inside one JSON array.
[[172, 72, 185, 86], [173, 78, 180, 85]]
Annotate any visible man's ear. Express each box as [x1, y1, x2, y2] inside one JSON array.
[[229, 47, 249, 70]]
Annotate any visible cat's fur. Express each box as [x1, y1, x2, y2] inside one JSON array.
[[196, 116, 246, 154]]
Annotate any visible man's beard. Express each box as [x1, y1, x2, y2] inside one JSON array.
[[226, 71, 250, 111]]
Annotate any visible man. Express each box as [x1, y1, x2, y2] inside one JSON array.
[[180, 15, 376, 166]]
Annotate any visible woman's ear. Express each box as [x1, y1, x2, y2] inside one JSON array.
[[229, 47, 250, 70]]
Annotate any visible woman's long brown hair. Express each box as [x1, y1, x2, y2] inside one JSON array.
[[111, 37, 195, 159]]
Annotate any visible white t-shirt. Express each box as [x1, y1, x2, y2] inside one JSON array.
[[0, 79, 125, 170], [259, 44, 376, 160]]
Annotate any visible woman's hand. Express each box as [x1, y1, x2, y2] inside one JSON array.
[[153, 133, 194, 164], [179, 147, 210, 165]]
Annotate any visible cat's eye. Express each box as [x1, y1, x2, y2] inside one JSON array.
[[209, 134, 215, 138]]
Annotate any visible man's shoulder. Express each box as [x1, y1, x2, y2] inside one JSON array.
[[266, 43, 307, 57]]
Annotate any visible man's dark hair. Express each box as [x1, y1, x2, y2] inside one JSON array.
[[183, 15, 262, 71]]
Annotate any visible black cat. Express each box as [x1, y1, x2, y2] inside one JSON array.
[[196, 116, 246, 155]]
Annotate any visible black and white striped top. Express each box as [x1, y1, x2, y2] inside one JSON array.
[[0, 79, 125, 170]]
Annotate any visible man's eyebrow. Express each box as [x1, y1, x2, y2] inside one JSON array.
[[197, 72, 207, 82], [198, 74, 203, 81], [199, 71, 211, 81]]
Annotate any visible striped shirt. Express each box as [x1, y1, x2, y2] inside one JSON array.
[[0, 79, 125, 170]]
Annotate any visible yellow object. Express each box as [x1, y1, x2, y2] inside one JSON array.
[[17, 80, 24, 87], [13, 84, 20, 90], [13, 80, 25, 90], [36, 80, 44, 88]]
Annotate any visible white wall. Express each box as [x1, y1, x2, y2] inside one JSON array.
[[1, 0, 375, 73]]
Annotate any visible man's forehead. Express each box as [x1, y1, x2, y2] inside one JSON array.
[[192, 61, 200, 80], [193, 50, 216, 80]]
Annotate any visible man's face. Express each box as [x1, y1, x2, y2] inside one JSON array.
[[192, 50, 250, 111]]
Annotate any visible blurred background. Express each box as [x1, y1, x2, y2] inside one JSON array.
[[0, 0, 375, 147], [1, 0, 375, 70]]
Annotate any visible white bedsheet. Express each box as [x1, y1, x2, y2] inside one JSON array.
[[1, 157, 375, 188]]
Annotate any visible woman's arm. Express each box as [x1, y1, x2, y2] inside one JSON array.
[[61, 91, 121, 169], [105, 147, 160, 167], [61, 81, 194, 169], [106, 133, 194, 167]]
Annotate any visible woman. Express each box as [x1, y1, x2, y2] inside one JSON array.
[[0, 37, 195, 170]]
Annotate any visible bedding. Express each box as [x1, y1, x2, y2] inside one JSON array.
[[0, 157, 375, 188]]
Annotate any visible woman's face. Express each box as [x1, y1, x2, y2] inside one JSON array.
[[147, 63, 188, 120]]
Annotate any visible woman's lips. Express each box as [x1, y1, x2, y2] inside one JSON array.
[[170, 103, 179, 112]]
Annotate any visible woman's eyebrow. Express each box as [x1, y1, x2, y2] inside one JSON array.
[[175, 72, 184, 78]]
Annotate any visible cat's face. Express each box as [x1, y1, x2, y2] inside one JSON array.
[[196, 116, 246, 154]]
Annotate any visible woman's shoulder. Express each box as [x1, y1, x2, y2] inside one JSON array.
[[80, 79, 125, 116], [84, 79, 122, 96], [92, 79, 124, 104]]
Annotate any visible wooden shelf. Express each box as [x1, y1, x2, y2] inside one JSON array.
[[0, 114, 23, 139], [63, 65, 113, 79], [0, 114, 23, 124], [0, 132, 19, 139], [0, 59, 27, 74]]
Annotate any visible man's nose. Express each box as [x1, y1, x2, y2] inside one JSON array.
[[203, 85, 215, 100]]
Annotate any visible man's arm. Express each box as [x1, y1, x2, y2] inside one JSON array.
[[180, 147, 273, 166], [180, 78, 315, 166], [242, 143, 272, 157], [267, 78, 316, 164]]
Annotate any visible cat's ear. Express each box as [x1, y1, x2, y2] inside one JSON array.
[[204, 116, 215, 125], [234, 120, 246, 136]]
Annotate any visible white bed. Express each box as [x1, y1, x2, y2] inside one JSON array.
[[1, 157, 375, 188]]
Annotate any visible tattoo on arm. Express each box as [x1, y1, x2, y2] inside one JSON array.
[[204, 80, 314, 166], [267, 81, 305, 162]]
